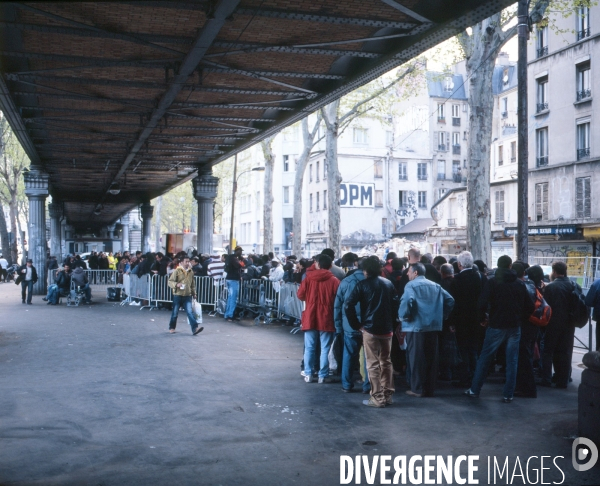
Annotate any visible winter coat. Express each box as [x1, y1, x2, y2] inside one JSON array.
[[449, 268, 484, 342], [545, 276, 580, 329], [297, 268, 340, 332], [477, 268, 534, 329], [399, 276, 454, 333], [334, 269, 365, 335], [71, 267, 88, 287], [345, 276, 399, 335]]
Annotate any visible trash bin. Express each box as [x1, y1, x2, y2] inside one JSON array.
[[107, 287, 122, 301]]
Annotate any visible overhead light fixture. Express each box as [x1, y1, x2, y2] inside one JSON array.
[[93, 204, 103, 216], [108, 183, 121, 195]]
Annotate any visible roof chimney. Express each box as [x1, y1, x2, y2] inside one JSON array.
[[496, 51, 510, 67]]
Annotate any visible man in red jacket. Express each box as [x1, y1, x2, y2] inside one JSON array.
[[298, 254, 341, 384]]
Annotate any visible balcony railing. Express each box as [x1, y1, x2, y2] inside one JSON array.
[[418, 174, 428, 181], [452, 117, 461, 126], [536, 46, 548, 57], [437, 116, 446, 123], [577, 89, 591, 101], [447, 219, 456, 227], [452, 144, 461, 155], [536, 102, 548, 112], [536, 155, 548, 167], [501, 111, 508, 118], [438, 143, 447, 151], [437, 174, 446, 181], [577, 28, 590, 41], [498, 159, 504, 166], [577, 147, 590, 160]]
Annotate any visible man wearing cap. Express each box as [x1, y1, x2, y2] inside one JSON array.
[[17, 259, 38, 304], [224, 246, 244, 321]]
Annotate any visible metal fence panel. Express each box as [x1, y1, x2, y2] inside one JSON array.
[[278, 283, 303, 322]]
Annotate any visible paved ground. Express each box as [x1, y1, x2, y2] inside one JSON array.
[[0, 283, 599, 486]]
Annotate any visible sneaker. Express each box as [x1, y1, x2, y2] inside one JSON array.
[[318, 376, 332, 384], [362, 397, 385, 408], [304, 374, 313, 383], [342, 388, 353, 393], [502, 397, 513, 403], [42, 298, 48, 302], [464, 389, 479, 398], [193, 326, 204, 336], [405, 390, 422, 398]]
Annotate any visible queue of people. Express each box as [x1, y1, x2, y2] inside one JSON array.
[[292, 247, 590, 408]]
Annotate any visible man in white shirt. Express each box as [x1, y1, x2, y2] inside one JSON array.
[[0, 256, 8, 282]]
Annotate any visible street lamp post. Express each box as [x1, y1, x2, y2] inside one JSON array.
[[228, 154, 265, 254]]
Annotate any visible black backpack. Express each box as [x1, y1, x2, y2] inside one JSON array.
[[569, 281, 590, 328]]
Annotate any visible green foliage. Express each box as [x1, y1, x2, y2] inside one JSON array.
[[153, 181, 194, 234]]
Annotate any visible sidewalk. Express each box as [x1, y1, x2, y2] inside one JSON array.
[[0, 284, 597, 485]]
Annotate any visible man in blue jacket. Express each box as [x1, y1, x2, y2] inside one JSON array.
[[334, 259, 369, 394], [400, 262, 454, 398]]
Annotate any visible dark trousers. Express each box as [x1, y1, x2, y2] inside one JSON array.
[[541, 323, 575, 387], [21, 280, 33, 303], [516, 323, 539, 396], [406, 332, 439, 396]]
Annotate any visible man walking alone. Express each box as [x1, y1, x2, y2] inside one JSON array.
[[167, 257, 203, 336], [17, 259, 38, 305]]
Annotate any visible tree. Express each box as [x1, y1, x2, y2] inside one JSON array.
[[0, 114, 29, 264], [320, 63, 422, 255], [292, 114, 322, 256], [261, 135, 275, 253], [456, 1, 553, 264]]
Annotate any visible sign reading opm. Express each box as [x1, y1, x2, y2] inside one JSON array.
[[340, 183, 374, 208]]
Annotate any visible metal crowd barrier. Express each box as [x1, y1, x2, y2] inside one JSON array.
[[48, 269, 118, 298], [237, 278, 280, 324], [144, 274, 219, 311], [277, 283, 303, 323], [122, 274, 151, 309]]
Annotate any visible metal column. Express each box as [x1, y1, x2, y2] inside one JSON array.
[[193, 170, 219, 255], [48, 202, 62, 260], [24, 168, 49, 294], [140, 203, 154, 253], [121, 213, 130, 252]]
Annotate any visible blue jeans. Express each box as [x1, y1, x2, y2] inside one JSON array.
[[342, 332, 370, 392], [224, 280, 239, 319], [304, 330, 334, 379], [470, 326, 521, 398], [21, 280, 34, 303], [169, 295, 199, 333]]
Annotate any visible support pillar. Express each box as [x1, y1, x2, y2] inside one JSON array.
[[140, 203, 154, 253], [107, 224, 116, 240], [48, 202, 62, 260], [24, 168, 49, 294], [193, 169, 219, 255], [121, 213, 130, 252]]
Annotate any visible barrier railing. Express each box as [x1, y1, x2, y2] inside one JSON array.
[[122, 274, 151, 308], [145, 274, 218, 310], [278, 282, 303, 323], [237, 278, 280, 324], [48, 269, 118, 297]]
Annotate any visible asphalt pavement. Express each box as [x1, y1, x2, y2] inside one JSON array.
[[0, 283, 598, 485]]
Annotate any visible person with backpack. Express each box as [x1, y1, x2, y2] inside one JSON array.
[[541, 261, 587, 388], [515, 264, 548, 398]]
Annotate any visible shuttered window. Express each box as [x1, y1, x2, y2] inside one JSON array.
[[535, 183, 548, 221], [576, 177, 591, 218], [495, 190, 505, 222]]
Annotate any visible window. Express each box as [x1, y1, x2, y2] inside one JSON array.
[[418, 191, 427, 208], [309, 193, 313, 212], [437, 160, 446, 180], [375, 190, 384, 207], [577, 121, 590, 160], [536, 128, 548, 167], [437, 103, 445, 122], [309, 164, 313, 182], [399, 191, 409, 207], [398, 162, 407, 180], [535, 183, 548, 221], [498, 145, 504, 166], [283, 186, 290, 204], [353, 127, 368, 144], [495, 190, 505, 222], [510, 141, 517, 163], [577, 6, 590, 40], [443, 77, 453, 92], [386, 130, 393, 146], [452, 104, 460, 118], [502, 68, 509, 86], [323, 160, 327, 180], [323, 190, 327, 209], [256, 191, 261, 209], [536, 77, 548, 112], [374, 159, 383, 178], [316, 192, 320, 211], [501, 97, 508, 118], [399, 218, 406, 227], [436, 131, 448, 151], [283, 155, 290, 172], [576, 62, 591, 100], [452, 160, 461, 182], [537, 25, 548, 57], [576, 176, 591, 218], [316, 161, 320, 182], [418, 162, 427, 180], [381, 218, 387, 234], [438, 188, 447, 200], [452, 132, 460, 154]]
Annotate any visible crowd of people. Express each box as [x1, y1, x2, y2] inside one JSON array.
[[285, 247, 595, 408]]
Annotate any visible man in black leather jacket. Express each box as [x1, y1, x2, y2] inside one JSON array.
[[344, 257, 399, 408]]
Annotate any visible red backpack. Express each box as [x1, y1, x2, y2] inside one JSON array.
[[529, 287, 552, 326]]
